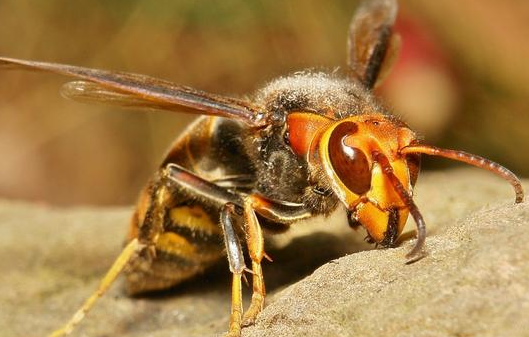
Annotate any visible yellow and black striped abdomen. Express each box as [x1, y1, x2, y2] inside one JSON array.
[[125, 116, 253, 295], [125, 201, 225, 294]]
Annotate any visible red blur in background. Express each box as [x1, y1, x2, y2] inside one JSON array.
[[0, 0, 528, 206]]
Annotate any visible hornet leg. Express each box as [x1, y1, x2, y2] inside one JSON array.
[[48, 239, 144, 337], [241, 194, 312, 326], [162, 163, 312, 335]]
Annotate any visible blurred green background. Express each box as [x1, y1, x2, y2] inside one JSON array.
[[0, 0, 528, 206]]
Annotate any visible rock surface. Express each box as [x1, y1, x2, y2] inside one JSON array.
[[1, 169, 528, 337]]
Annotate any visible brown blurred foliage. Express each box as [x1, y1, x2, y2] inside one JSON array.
[[0, 0, 528, 206]]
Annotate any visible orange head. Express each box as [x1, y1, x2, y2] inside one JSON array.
[[317, 114, 419, 246], [287, 111, 523, 260]]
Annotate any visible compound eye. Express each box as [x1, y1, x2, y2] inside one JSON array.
[[328, 122, 371, 195]]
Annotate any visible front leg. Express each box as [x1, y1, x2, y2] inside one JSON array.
[[241, 196, 266, 326], [241, 194, 312, 326]]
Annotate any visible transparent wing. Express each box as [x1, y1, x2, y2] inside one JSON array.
[[347, 0, 398, 89], [0, 57, 265, 126], [61, 80, 181, 111]]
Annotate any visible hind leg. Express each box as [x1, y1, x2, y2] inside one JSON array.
[[48, 239, 143, 337]]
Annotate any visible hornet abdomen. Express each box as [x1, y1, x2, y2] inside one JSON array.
[[125, 116, 254, 294]]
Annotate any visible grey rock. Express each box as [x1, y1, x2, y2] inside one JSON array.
[[0, 169, 527, 337]]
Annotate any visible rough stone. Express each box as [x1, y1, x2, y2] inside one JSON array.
[[1, 169, 527, 337]]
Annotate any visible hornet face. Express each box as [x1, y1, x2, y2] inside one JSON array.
[[317, 114, 420, 246], [287, 110, 522, 258]]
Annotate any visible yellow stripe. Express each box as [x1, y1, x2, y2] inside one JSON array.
[[169, 205, 221, 235], [156, 232, 223, 263], [156, 232, 197, 257]]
